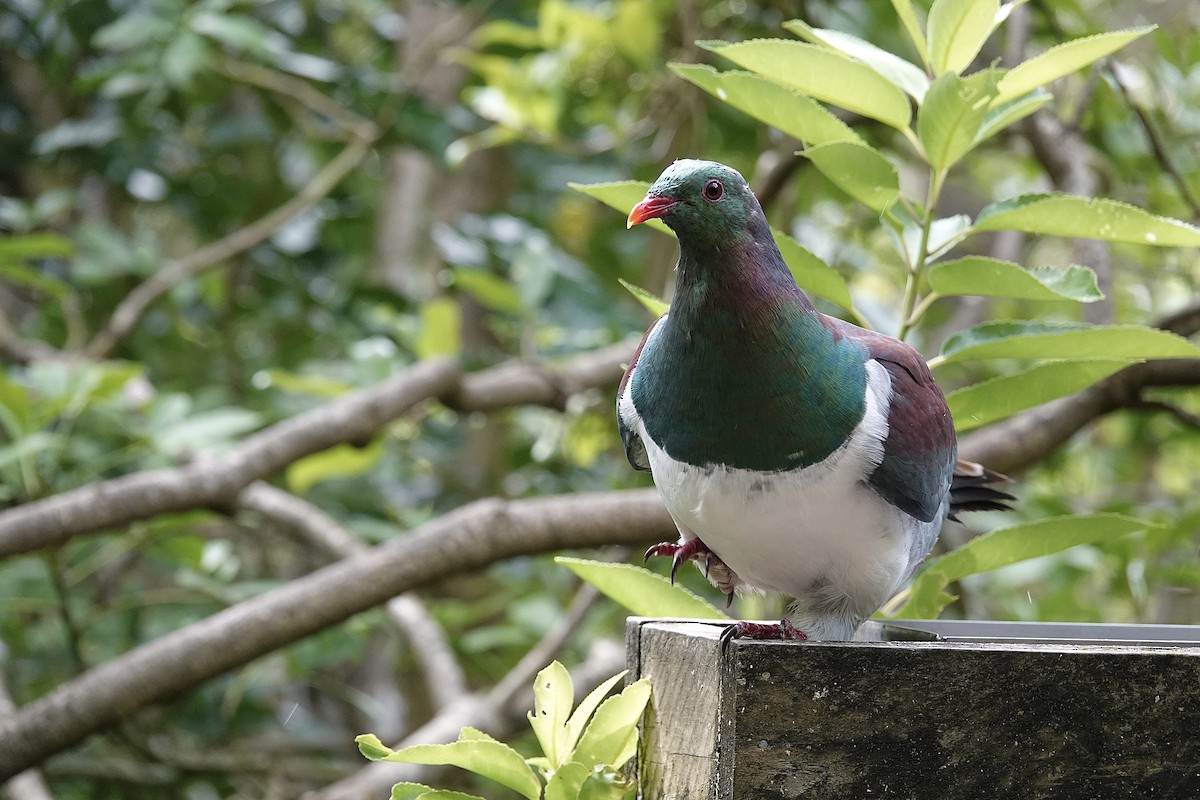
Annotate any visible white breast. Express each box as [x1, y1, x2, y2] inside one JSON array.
[[626, 360, 938, 639]]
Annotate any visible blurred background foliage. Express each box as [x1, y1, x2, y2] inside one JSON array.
[[0, 0, 1198, 797]]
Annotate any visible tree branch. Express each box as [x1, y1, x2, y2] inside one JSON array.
[[0, 671, 54, 800], [237, 482, 468, 710], [0, 489, 672, 779]]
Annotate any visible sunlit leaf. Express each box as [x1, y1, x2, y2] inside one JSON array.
[[927, 257, 1103, 302], [893, 514, 1159, 618], [453, 269, 524, 314], [771, 230, 855, 312], [416, 296, 462, 359], [369, 737, 542, 800], [948, 359, 1134, 431], [700, 39, 912, 130], [973, 88, 1051, 145], [528, 661, 573, 768], [286, 439, 386, 495], [570, 679, 651, 770], [994, 27, 1155, 104], [889, 0, 930, 67], [974, 194, 1200, 246], [800, 141, 900, 213], [917, 70, 1001, 170], [783, 20, 929, 100], [0, 232, 74, 260], [939, 321, 1200, 363], [565, 671, 628, 757], [545, 762, 591, 800], [669, 64, 861, 145], [927, 0, 999, 75], [555, 557, 727, 619]]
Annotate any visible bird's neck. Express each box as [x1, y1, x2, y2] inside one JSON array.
[[635, 237, 870, 472]]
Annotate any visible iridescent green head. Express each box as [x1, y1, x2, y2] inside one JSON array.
[[628, 160, 763, 250]]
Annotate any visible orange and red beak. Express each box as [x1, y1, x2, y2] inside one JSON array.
[[627, 195, 678, 228]]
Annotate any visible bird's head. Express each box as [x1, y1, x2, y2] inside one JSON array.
[[627, 160, 761, 249]]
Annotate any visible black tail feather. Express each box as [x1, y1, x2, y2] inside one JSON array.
[[948, 459, 1015, 522]]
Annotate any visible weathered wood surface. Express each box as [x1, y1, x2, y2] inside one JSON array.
[[627, 618, 1200, 800]]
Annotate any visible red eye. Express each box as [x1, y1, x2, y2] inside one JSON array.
[[703, 179, 724, 201]]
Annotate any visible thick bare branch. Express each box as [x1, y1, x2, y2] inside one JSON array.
[[0, 672, 54, 800], [0, 359, 461, 559], [0, 489, 672, 779], [960, 359, 1200, 473]]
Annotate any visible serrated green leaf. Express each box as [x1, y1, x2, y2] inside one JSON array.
[[890, 0, 930, 67], [995, 27, 1155, 104], [927, 257, 1102, 302], [771, 230, 855, 312], [388, 783, 443, 800], [700, 39, 912, 130], [668, 64, 861, 146], [617, 279, 669, 317], [801, 141, 900, 213], [570, 181, 671, 236], [416, 296, 462, 359], [459, 727, 500, 743], [918, 70, 1001, 170], [570, 679, 651, 770], [974, 88, 1051, 145], [374, 740, 541, 800], [948, 359, 1134, 431], [545, 762, 591, 800], [565, 671, 628, 757], [783, 20, 929, 100], [927, 0, 999, 75], [529, 661, 573, 769], [414, 791, 489, 800], [894, 514, 1158, 618], [939, 322, 1200, 363], [974, 194, 1200, 246], [357, 733, 395, 760], [555, 557, 727, 620], [286, 439, 385, 495]]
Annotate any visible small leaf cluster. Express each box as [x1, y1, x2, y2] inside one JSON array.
[[357, 663, 651, 800]]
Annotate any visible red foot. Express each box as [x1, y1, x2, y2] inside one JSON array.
[[720, 619, 808, 651], [644, 537, 716, 584]]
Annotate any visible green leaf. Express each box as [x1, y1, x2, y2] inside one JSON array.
[[453, 269, 524, 314], [357, 733, 395, 760], [895, 514, 1158, 618], [544, 762, 591, 800], [783, 20, 929, 100], [800, 141, 900, 213], [699, 39, 912, 130], [0, 232, 74, 260], [973, 88, 1051, 145], [939, 321, 1200, 363], [889, 211, 972, 267], [995, 27, 1155, 104], [570, 679, 651, 770], [890, 0, 930, 68], [974, 194, 1200, 246], [947, 359, 1134, 431], [416, 296, 462, 359], [578, 773, 631, 800], [155, 407, 263, 455], [528, 661, 574, 769], [927, 0, 999, 75], [554, 557, 727, 620], [286, 439, 386, 495], [413, 792, 488, 800], [771, 230, 855, 312], [569, 181, 671, 236], [162, 31, 211, 89], [388, 782, 440, 800], [565, 671, 628, 757], [373, 739, 542, 800], [927, 257, 1102, 302], [668, 64, 861, 146], [917, 70, 1001, 170], [617, 279, 669, 317], [190, 12, 275, 58]]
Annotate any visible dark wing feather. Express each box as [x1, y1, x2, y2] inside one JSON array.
[[827, 318, 956, 523], [948, 459, 1015, 520], [616, 315, 666, 473]]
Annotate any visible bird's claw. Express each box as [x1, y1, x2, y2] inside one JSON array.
[[643, 538, 716, 585], [719, 619, 808, 654]]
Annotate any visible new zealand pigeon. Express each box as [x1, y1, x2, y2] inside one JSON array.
[[618, 159, 1012, 641]]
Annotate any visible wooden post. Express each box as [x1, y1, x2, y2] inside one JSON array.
[[627, 618, 1200, 799]]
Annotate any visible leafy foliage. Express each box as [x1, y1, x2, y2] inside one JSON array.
[[358, 662, 649, 800]]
